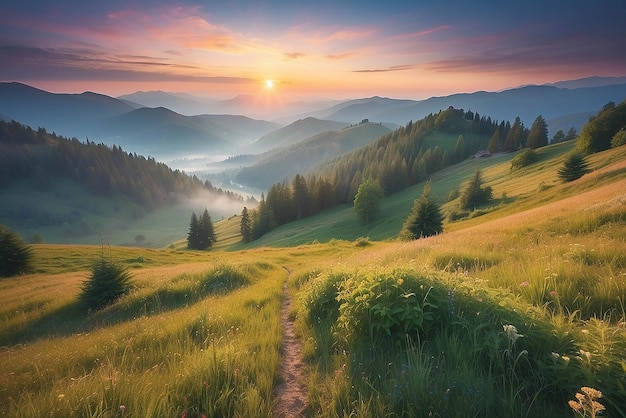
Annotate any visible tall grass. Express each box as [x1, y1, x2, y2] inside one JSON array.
[[0, 261, 284, 417]]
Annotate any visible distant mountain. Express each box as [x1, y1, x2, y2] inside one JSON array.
[[95, 107, 234, 156], [313, 84, 626, 135], [196, 114, 280, 145], [0, 82, 134, 138], [0, 82, 281, 158], [250, 117, 347, 153], [546, 76, 626, 89], [117, 91, 215, 115], [311, 96, 417, 122], [236, 122, 391, 189]]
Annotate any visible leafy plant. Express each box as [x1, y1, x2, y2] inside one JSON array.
[[0, 224, 33, 277], [334, 270, 444, 348], [510, 148, 537, 169], [80, 256, 133, 311]]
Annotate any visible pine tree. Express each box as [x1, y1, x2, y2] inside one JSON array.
[[558, 152, 590, 182], [187, 212, 200, 249], [198, 208, 216, 249], [487, 127, 500, 153], [459, 168, 492, 211], [400, 182, 443, 240], [0, 224, 33, 277], [292, 174, 309, 220], [240, 207, 252, 243], [526, 115, 548, 149]]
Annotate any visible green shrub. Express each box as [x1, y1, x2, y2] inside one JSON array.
[[80, 257, 133, 311], [301, 271, 349, 323], [334, 271, 446, 348], [510, 148, 537, 169], [0, 224, 33, 277]]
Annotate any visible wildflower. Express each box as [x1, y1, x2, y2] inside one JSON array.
[[503, 324, 523, 344], [519, 281, 529, 287], [397, 278, 404, 285], [119, 405, 126, 415], [550, 290, 559, 297], [569, 386, 605, 418]]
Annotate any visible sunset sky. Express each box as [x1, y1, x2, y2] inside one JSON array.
[[1, 0, 625, 100]]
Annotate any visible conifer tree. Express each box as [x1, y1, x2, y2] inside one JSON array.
[[526, 115, 548, 149], [198, 208, 216, 249], [187, 212, 200, 249], [558, 152, 590, 182], [400, 182, 443, 240], [0, 224, 33, 277], [240, 207, 252, 243], [459, 168, 492, 211]]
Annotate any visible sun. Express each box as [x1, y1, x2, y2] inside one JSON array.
[[265, 79, 274, 89]]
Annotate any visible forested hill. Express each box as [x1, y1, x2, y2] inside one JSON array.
[[310, 107, 508, 201], [236, 122, 392, 189], [0, 120, 245, 210], [248, 107, 516, 240]]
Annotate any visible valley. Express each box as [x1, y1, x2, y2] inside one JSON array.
[[1, 78, 625, 417]]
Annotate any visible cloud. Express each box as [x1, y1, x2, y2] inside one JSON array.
[[284, 52, 306, 60], [353, 64, 417, 73], [0, 44, 255, 84]]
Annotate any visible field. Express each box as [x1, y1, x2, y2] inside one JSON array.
[[1, 143, 625, 417]]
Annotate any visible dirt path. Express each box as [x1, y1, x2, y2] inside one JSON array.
[[273, 267, 308, 417]]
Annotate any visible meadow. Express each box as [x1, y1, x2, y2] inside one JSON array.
[[1, 143, 625, 417]]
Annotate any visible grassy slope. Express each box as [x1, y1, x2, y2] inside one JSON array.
[[1, 141, 625, 417]]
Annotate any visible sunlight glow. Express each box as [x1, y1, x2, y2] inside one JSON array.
[[265, 79, 274, 89]]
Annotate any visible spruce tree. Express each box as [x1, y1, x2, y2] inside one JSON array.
[[400, 182, 443, 240], [187, 212, 200, 249], [80, 256, 132, 311], [558, 152, 590, 182], [198, 208, 216, 249], [526, 115, 548, 149], [240, 207, 252, 243], [0, 224, 33, 277], [459, 168, 493, 211]]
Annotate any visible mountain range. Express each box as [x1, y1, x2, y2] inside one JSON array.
[[1, 77, 626, 162]]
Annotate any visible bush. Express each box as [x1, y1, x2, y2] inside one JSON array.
[[334, 271, 446, 348], [0, 224, 33, 277], [510, 148, 537, 169], [611, 128, 626, 147], [80, 257, 133, 311]]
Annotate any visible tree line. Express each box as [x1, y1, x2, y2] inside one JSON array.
[[243, 107, 541, 241], [0, 120, 250, 212]]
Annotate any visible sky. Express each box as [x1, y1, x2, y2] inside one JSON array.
[[1, 0, 625, 101]]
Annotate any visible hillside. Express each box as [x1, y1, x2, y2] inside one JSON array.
[[226, 140, 626, 248], [236, 122, 392, 189], [0, 120, 251, 246], [249, 117, 348, 152], [2, 141, 624, 417]]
